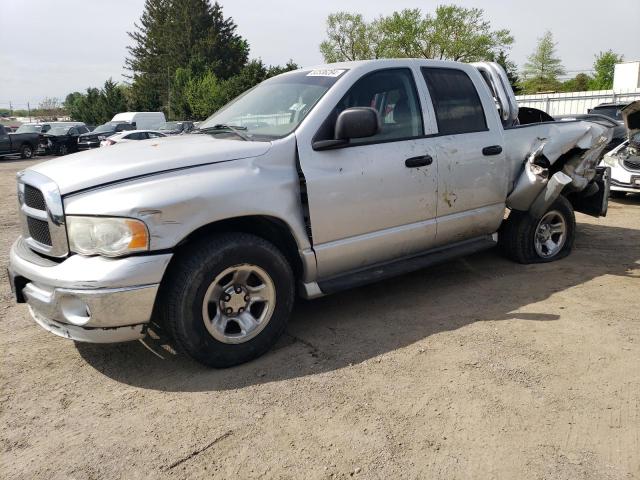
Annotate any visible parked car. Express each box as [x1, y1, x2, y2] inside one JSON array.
[[159, 121, 195, 135], [77, 121, 135, 150], [557, 113, 627, 154], [8, 59, 612, 368], [38, 124, 90, 156], [601, 101, 640, 198], [587, 103, 629, 122], [14, 121, 85, 135], [111, 112, 166, 130], [100, 130, 166, 146], [0, 124, 39, 158]]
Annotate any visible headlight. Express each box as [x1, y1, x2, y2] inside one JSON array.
[[67, 216, 149, 257], [602, 155, 618, 168]]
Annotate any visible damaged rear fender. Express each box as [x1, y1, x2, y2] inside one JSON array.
[[506, 120, 612, 216]]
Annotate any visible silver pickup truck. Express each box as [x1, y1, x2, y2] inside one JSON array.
[[8, 59, 612, 367]]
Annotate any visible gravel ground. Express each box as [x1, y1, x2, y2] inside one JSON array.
[[1, 157, 639, 479]]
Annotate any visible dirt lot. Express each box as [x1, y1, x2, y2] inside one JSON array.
[[1, 157, 639, 480]]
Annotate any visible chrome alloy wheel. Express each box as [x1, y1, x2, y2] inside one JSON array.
[[201, 264, 276, 344], [534, 210, 567, 258]]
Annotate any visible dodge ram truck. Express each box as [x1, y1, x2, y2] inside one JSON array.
[[8, 59, 612, 367]]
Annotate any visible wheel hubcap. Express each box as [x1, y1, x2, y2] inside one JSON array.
[[534, 210, 567, 258], [201, 264, 276, 344]]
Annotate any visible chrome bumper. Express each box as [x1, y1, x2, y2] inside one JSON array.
[[8, 237, 173, 343]]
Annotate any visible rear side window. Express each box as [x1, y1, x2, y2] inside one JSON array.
[[421, 68, 487, 135], [126, 132, 147, 140]]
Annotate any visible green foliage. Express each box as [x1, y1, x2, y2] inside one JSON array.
[[125, 0, 249, 113], [184, 59, 299, 120], [561, 73, 592, 92], [521, 31, 565, 93], [319, 6, 513, 63], [589, 50, 623, 90], [64, 79, 128, 124]]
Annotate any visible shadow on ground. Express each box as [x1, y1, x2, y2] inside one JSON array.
[[76, 221, 639, 392]]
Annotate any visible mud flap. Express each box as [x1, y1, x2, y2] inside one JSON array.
[[569, 166, 611, 218]]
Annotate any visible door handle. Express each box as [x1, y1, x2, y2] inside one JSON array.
[[482, 145, 503, 156], [405, 155, 433, 168]]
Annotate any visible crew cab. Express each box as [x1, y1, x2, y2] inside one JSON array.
[[0, 124, 39, 159], [38, 124, 90, 156], [8, 59, 612, 367]]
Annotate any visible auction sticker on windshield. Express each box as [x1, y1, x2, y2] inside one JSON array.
[[306, 69, 346, 77]]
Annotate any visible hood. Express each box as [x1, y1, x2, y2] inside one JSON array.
[[622, 100, 640, 147], [29, 134, 271, 194], [79, 130, 109, 138]]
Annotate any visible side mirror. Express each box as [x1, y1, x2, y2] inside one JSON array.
[[336, 107, 380, 140], [313, 107, 381, 150]]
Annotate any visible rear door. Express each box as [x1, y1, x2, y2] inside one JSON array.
[[298, 67, 439, 279], [420, 67, 508, 246]]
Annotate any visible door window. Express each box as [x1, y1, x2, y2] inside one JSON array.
[[421, 68, 487, 135], [319, 68, 423, 145]]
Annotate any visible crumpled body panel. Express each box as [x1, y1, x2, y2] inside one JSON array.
[[504, 120, 612, 214]]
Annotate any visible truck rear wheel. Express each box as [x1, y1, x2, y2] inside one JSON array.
[[499, 195, 575, 264], [158, 233, 295, 367], [20, 144, 34, 159]]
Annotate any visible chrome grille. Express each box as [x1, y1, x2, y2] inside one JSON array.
[[17, 170, 68, 258], [24, 184, 46, 210], [27, 216, 52, 246]]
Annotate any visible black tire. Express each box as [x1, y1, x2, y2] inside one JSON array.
[[499, 195, 576, 264], [20, 144, 34, 159], [57, 144, 69, 156], [158, 233, 295, 367], [609, 190, 627, 199]]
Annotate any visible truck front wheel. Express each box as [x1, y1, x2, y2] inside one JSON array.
[[20, 144, 34, 159], [159, 233, 295, 367], [499, 195, 576, 264]]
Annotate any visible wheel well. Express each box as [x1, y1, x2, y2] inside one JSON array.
[[174, 216, 304, 280]]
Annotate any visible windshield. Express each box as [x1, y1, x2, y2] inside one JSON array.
[[160, 122, 180, 130], [47, 127, 70, 135], [592, 106, 625, 121], [199, 69, 346, 140], [15, 124, 42, 134], [93, 122, 119, 133]]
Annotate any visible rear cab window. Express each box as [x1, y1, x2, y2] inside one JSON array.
[[421, 67, 487, 135]]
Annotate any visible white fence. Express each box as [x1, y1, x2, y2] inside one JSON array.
[[515, 89, 640, 116]]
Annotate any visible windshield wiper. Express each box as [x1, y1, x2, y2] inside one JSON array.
[[200, 124, 250, 141]]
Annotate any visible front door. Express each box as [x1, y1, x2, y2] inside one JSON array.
[[297, 68, 439, 279]]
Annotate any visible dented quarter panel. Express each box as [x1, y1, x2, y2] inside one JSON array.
[[504, 121, 612, 211]]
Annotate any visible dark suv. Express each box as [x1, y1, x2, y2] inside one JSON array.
[[587, 103, 629, 122], [77, 121, 135, 150]]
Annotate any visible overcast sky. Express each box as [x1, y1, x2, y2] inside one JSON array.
[[1, 0, 638, 109]]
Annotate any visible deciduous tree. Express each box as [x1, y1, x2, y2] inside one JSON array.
[[319, 6, 513, 63], [590, 50, 623, 90]]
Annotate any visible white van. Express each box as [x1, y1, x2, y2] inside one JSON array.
[[111, 112, 166, 130]]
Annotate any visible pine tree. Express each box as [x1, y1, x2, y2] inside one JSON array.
[[521, 31, 565, 93], [125, 0, 248, 113]]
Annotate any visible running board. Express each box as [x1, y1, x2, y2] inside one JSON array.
[[317, 235, 497, 295]]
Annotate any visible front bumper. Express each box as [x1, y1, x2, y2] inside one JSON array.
[[8, 237, 172, 343]]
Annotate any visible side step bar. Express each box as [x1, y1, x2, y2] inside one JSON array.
[[317, 235, 497, 295]]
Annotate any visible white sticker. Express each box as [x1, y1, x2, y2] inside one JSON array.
[[306, 69, 346, 77]]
